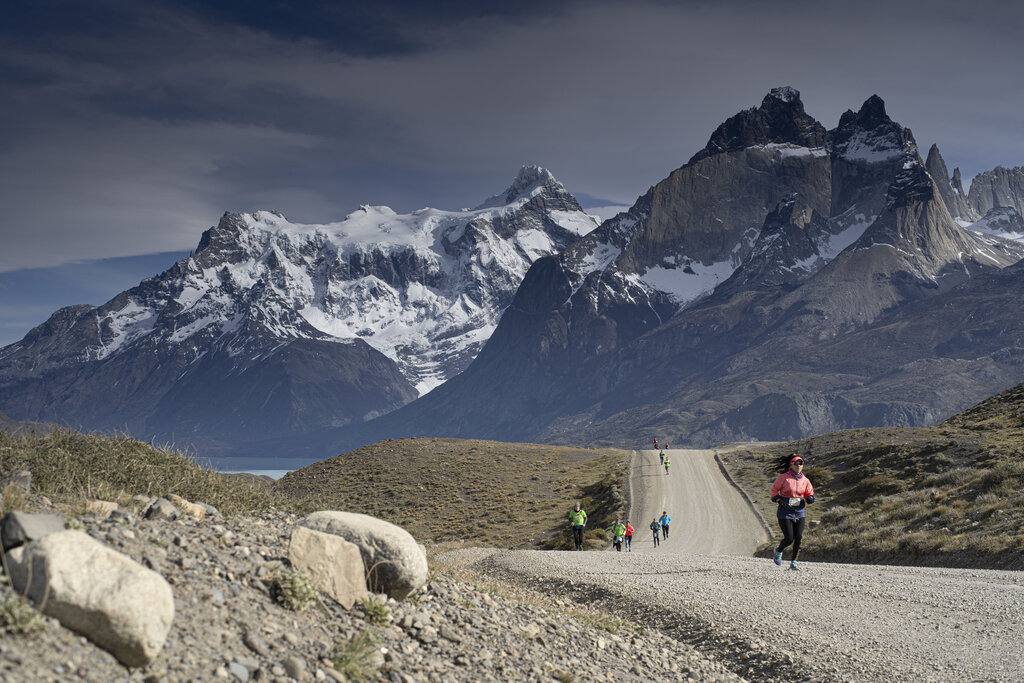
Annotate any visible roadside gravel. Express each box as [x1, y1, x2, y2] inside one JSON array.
[[441, 536, 1024, 682]]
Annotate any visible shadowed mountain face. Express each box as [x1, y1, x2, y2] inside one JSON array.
[[326, 88, 1024, 457]]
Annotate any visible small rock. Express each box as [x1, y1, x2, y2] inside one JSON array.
[[438, 625, 463, 643], [281, 656, 306, 680], [243, 630, 271, 657], [86, 500, 119, 518], [144, 498, 179, 521], [228, 661, 250, 681], [0, 470, 32, 493], [1, 510, 66, 551]]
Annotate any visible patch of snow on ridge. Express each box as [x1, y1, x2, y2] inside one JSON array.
[[549, 210, 599, 236], [819, 214, 876, 259], [639, 259, 735, 305], [838, 130, 905, 163], [759, 143, 829, 159], [96, 300, 157, 360], [579, 242, 621, 274]]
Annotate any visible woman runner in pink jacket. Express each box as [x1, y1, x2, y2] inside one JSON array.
[[769, 454, 815, 570]]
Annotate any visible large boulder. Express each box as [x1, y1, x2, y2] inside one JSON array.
[[1, 510, 65, 551], [288, 526, 368, 609], [298, 511, 428, 600], [6, 530, 174, 667]]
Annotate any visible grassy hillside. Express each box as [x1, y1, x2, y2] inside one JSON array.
[[718, 384, 1024, 569], [0, 429, 288, 515], [274, 438, 629, 549]]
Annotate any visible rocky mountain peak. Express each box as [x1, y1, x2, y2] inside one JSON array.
[[688, 86, 828, 163], [967, 165, 1024, 218], [473, 165, 575, 210], [925, 144, 948, 179], [924, 144, 977, 223], [832, 94, 915, 163]]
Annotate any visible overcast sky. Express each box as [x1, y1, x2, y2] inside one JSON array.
[[2, 0, 1024, 343]]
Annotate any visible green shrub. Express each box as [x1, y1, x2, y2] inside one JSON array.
[[270, 569, 316, 611], [330, 629, 381, 681]]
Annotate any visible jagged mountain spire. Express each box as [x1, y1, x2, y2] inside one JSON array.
[[925, 144, 977, 223], [688, 86, 828, 164]]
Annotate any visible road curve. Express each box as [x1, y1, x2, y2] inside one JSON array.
[[627, 448, 769, 556]]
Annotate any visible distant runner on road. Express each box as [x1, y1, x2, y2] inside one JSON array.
[[770, 454, 815, 570], [650, 518, 661, 547], [611, 519, 626, 552], [624, 521, 635, 552], [659, 511, 671, 540], [569, 502, 588, 551], [659, 450, 665, 465], [663, 457, 671, 474]]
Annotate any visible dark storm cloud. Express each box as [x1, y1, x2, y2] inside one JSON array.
[[2, 0, 1024, 287]]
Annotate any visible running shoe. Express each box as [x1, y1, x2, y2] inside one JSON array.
[[773, 550, 783, 566], [789, 561, 800, 571]]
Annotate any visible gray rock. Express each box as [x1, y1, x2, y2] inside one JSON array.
[[243, 630, 271, 657], [1, 510, 66, 551], [144, 498, 179, 521], [5, 530, 174, 667], [288, 526, 368, 609], [228, 660, 250, 681], [281, 655, 306, 680], [0, 470, 32, 493], [196, 502, 223, 519], [299, 511, 428, 600]]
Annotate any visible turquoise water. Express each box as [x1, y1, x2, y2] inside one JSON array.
[[239, 469, 291, 480]]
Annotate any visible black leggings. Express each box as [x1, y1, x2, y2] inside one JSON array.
[[572, 526, 585, 550], [776, 517, 806, 560]]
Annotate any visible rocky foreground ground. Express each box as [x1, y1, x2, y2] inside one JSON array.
[[1, 493, 742, 683]]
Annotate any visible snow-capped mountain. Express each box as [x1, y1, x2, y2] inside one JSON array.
[[0, 166, 597, 462], [328, 88, 1024, 455], [178, 165, 595, 394]]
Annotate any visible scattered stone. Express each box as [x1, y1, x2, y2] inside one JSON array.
[[167, 494, 207, 520], [299, 511, 428, 600], [288, 526, 368, 609], [228, 661, 249, 681], [86, 500, 119, 517], [6, 530, 175, 667], [281, 656, 306, 681], [144, 498, 179, 521], [243, 630, 271, 657], [1, 510, 66, 551], [196, 502, 223, 519]]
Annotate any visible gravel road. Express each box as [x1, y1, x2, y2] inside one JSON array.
[[440, 448, 1024, 682], [628, 448, 769, 556]]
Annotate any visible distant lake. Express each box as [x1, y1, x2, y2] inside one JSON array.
[[240, 469, 291, 480]]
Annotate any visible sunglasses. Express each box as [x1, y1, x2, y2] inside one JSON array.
[[791, 460, 804, 465]]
